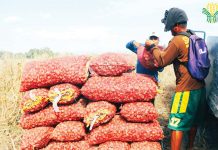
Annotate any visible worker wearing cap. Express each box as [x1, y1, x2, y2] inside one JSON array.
[[145, 8, 207, 150], [126, 33, 164, 82]]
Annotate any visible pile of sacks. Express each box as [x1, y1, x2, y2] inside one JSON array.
[[19, 53, 164, 150]]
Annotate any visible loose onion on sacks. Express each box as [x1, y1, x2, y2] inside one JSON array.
[[51, 121, 86, 142], [120, 102, 158, 123], [84, 101, 116, 130], [81, 74, 157, 103], [89, 53, 135, 76], [20, 127, 54, 150], [20, 56, 90, 92], [20, 88, 49, 113]]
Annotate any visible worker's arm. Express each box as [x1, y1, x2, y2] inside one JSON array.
[[126, 40, 142, 54], [146, 40, 179, 67]]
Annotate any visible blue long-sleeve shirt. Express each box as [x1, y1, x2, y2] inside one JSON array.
[[126, 40, 163, 81]]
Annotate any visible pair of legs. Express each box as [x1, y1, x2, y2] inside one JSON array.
[[171, 127, 197, 150], [169, 88, 206, 150]]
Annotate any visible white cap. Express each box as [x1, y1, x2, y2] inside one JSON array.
[[150, 32, 159, 37], [148, 32, 159, 40]]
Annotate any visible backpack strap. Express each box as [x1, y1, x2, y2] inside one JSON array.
[[176, 29, 195, 37], [175, 30, 195, 67], [177, 32, 190, 37]]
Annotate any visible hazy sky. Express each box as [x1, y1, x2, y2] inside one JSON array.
[[0, 0, 217, 54]]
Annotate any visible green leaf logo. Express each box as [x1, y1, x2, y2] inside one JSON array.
[[202, 3, 218, 23]]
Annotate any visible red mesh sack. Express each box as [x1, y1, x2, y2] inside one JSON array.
[[130, 141, 162, 150], [87, 115, 164, 145], [122, 73, 157, 85], [20, 56, 90, 92], [42, 141, 91, 150], [20, 126, 53, 150], [20, 106, 57, 129], [48, 83, 80, 110], [20, 99, 86, 129], [70, 141, 92, 150], [122, 53, 137, 68], [84, 101, 116, 130], [88, 147, 99, 150], [20, 88, 49, 113], [120, 102, 158, 123], [137, 46, 164, 70], [51, 121, 85, 142], [89, 53, 135, 76], [81, 74, 157, 103], [98, 141, 130, 150], [56, 99, 86, 122], [41, 142, 73, 150]]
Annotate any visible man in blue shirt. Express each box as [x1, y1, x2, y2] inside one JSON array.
[[126, 33, 164, 82]]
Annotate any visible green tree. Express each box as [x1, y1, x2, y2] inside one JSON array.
[[25, 48, 55, 58]]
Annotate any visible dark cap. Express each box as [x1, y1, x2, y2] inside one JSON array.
[[161, 8, 188, 32]]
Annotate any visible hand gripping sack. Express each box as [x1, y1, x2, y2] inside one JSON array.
[[137, 46, 163, 70], [178, 31, 210, 80]]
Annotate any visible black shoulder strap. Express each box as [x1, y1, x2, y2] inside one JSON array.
[[176, 29, 195, 37]]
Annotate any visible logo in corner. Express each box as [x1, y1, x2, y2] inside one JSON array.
[[202, 3, 218, 23]]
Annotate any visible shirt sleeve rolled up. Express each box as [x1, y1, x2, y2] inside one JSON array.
[[152, 41, 179, 67]]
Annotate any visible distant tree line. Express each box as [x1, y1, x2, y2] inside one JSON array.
[[0, 48, 73, 59]]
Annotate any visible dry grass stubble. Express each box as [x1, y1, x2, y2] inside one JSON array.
[[0, 58, 24, 150]]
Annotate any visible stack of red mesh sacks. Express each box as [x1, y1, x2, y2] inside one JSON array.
[[19, 53, 164, 150], [19, 56, 92, 150], [81, 53, 164, 150]]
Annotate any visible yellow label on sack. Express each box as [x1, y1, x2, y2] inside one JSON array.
[[49, 88, 75, 103], [85, 109, 111, 127], [22, 96, 48, 111]]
